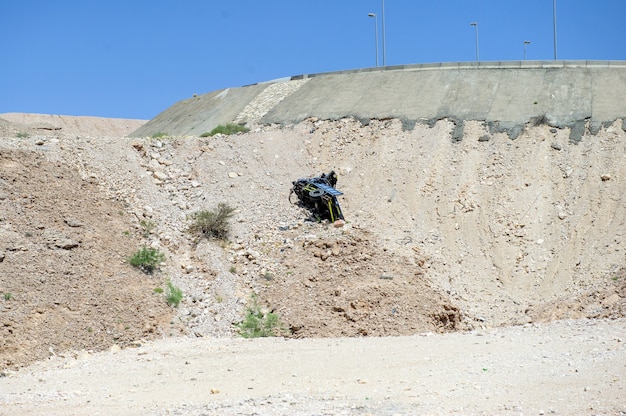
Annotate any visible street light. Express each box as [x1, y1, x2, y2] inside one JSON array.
[[470, 22, 479, 62], [381, 0, 386, 66], [553, 0, 558, 60], [367, 13, 379, 67], [523, 40, 531, 60]]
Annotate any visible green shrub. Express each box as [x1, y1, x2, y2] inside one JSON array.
[[16, 132, 29, 138], [188, 203, 236, 242], [201, 124, 250, 137], [129, 246, 165, 273], [237, 294, 282, 338], [3, 293, 12, 301], [151, 132, 169, 139], [165, 280, 183, 307]]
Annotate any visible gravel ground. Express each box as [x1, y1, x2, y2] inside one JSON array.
[[1, 318, 624, 416]]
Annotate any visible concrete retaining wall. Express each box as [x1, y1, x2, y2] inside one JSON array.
[[131, 61, 626, 139]]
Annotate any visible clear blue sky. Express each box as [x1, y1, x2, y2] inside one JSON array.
[[2, 0, 624, 120]]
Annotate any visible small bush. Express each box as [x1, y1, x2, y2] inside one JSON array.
[[151, 132, 169, 139], [201, 124, 250, 137], [139, 220, 156, 237], [237, 293, 282, 338], [166, 281, 183, 307], [3, 293, 12, 301], [129, 246, 165, 274], [188, 203, 236, 242], [16, 132, 29, 138]]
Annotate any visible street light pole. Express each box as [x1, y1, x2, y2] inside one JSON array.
[[381, 0, 386, 66], [368, 13, 379, 67], [523, 40, 531, 60], [553, 0, 558, 60], [470, 22, 479, 62]]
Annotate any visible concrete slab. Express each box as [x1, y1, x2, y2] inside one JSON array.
[[131, 83, 268, 137], [131, 61, 626, 138]]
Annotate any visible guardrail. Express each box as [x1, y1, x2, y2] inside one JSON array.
[[290, 60, 626, 80]]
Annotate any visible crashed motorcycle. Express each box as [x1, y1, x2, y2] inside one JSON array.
[[290, 170, 344, 222]]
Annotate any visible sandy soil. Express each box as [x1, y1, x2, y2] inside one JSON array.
[[0, 113, 625, 415], [1, 318, 624, 415], [0, 112, 145, 138]]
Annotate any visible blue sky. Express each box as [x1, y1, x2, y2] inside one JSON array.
[[2, 0, 624, 120]]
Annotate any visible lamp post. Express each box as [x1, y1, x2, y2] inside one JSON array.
[[553, 0, 558, 60], [523, 40, 531, 60], [367, 13, 379, 67], [470, 22, 479, 62], [381, 0, 386, 66]]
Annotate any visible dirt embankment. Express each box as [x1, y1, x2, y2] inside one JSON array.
[[0, 113, 145, 138], [0, 148, 181, 369], [0, 113, 625, 415], [1, 114, 626, 371]]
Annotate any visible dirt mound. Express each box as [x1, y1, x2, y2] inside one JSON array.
[[0, 114, 625, 372], [0, 149, 178, 369], [527, 266, 626, 322], [0, 113, 146, 138], [239, 226, 464, 338]]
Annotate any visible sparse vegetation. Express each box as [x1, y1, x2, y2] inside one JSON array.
[[16, 132, 30, 138], [128, 247, 165, 274], [165, 280, 183, 307], [201, 123, 249, 137], [151, 132, 169, 139], [188, 203, 236, 242], [3, 293, 12, 301], [229, 266, 237, 273], [139, 219, 156, 237], [237, 293, 282, 338], [153, 287, 164, 294]]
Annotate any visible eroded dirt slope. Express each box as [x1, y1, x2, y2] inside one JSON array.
[[0, 114, 625, 372], [0, 148, 179, 369]]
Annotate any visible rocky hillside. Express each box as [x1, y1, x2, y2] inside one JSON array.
[[1, 114, 625, 370]]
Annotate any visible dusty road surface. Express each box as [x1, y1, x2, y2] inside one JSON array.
[[1, 318, 624, 416]]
